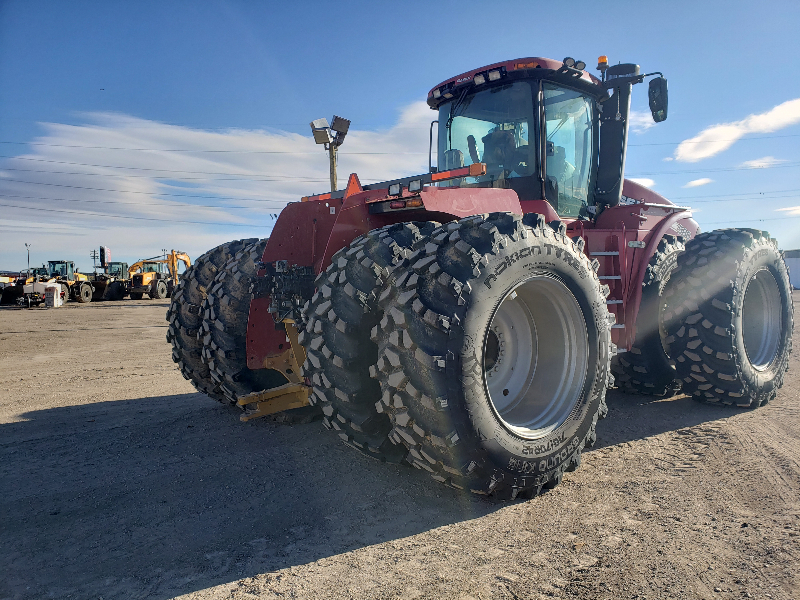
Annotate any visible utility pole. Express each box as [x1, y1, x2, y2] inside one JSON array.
[[25, 243, 30, 275], [329, 142, 338, 192], [310, 116, 350, 193], [90, 249, 99, 272]]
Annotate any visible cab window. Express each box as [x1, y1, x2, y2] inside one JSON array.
[[543, 83, 594, 218], [438, 81, 534, 185]]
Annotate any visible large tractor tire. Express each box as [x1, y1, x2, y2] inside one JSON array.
[[76, 282, 93, 303], [167, 238, 257, 402], [611, 234, 685, 396], [200, 239, 320, 422], [300, 221, 438, 463], [662, 228, 793, 407], [372, 213, 614, 499], [150, 279, 168, 300], [130, 292, 144, 300]]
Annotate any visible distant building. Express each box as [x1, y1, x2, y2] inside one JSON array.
[[785, 250, 800, 289]]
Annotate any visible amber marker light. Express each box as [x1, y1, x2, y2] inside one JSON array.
[[597, 55, 609, 70]]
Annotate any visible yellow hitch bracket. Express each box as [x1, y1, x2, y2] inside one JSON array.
[[237, 383, 311, 422], [262, 319, 306, 384], [238, 318, 310, 422]]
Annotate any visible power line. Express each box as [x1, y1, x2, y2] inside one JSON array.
[[702, 215, 800, 225], [0, 140, 424, 155], [0, 193, 285, 211], [0, 165, 332, 182], [0, 179, 293, 204], [0, 202, 274, 228], [0, 155, 338, 178], [628, 133, 800, 147], [669, 188, 800, 200], [628, 162, 800, 177], [2, 132, 799, 152]]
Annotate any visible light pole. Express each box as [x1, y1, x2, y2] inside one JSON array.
[[310, 116, 350, 192], [24, 243, 30, 275]]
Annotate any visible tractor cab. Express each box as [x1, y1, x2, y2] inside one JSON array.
[[429, 56, 668, 219], [105, 262, 129, 278], [47, 260, 75, 280]]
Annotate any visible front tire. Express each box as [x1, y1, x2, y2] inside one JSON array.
[[150, 279, 168, 299], [76, 282, 93, 303], [373, 213, 613, 498], [662, 229, 793, 407]]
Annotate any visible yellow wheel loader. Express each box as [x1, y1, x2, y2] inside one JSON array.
[[128, 250, 190, 300]]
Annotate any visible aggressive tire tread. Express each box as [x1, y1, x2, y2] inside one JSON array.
[[662, 228, 793, 407], [373, 213, 613, 499], [300, 222, 438, 463], [611, 234, 685, 396], [166, 238, 257, 402]]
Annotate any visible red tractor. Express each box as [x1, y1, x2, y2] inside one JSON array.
[[168, 56, 793, 500]]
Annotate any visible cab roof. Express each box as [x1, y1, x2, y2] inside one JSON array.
[[427, 56, 601, 106]]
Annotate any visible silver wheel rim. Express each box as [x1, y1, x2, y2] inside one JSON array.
[[483, 275, 589, 439], [742, 268, 782, 370]]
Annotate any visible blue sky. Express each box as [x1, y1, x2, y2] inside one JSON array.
[[1, 0, 799, 270]]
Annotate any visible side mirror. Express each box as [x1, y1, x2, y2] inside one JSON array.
[[649, 77, 668, 123]]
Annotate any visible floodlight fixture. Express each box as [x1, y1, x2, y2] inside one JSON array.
[[310, 114, 351, 192], [310, 118, 334, 145], [331, 115, 350, 135], [312, 128, 334, 145]]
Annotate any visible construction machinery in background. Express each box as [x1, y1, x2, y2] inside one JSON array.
[[168, 55, 793, 500], [89, 261, 130, 301], [129, 250, 190, 300], [2, 260, 93, 306], [44, 260, 94, 303]]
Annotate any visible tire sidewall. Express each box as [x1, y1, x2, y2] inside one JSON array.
[[449, 232, 609, 484], [733, 245, 792, 398]]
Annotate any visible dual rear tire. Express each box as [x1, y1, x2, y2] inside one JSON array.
[[301, 213, 614, 499], [661, 228, 793, 407]]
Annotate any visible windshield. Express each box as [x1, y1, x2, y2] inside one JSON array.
[[438, 81, 534, 185], [543, 83, 594, 218], [141, 263, 163, 273], [48, 262, 71, 277]]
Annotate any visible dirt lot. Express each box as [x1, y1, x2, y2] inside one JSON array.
[[1, 295, 798, 600]]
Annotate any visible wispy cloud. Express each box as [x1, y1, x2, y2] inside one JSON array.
[[739, 156, 787, 169], [776, 206, 800, 216], [0, 103, 434, 268], [628, 178, 655, 188], [629, 111, 656, 133], [674, 98, 800, 162], [683, 178, 713, 188]]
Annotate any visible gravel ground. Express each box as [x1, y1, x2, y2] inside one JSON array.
[[1, 294, 798, 600]]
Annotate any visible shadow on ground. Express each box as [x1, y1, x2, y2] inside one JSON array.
[[1, 388, 734, 599]]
